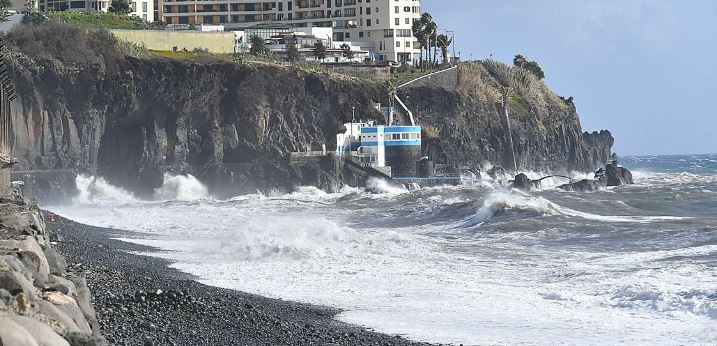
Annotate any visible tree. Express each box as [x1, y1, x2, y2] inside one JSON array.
[[22, 0, 46, 24], [286, 38, 300, 61], [513, 54, 545, 80], [340, 43, 354, 60], [412, 20, 427, 68], [108, 0, 131, 13], [249, 34, 266, 56], [312, 40, 326, 61], [436, 34, 452, 65]]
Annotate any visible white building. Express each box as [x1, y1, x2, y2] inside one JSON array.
[[160, 0, 422, 64], [38, 0, 154, 22]]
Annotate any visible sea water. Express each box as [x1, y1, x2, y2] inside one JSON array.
[[50, 155, 717, 345]]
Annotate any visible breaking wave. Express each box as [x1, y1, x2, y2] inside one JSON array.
[[74, 175, 136, 204], [461, 191, 689, 227], [74, 174, 209, 204], [153, 174, 209, 201], [366, 177, 408, 195]]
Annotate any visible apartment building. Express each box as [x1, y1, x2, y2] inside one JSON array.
[[160, 0, 422, 63], [38, 0, 154, 22]]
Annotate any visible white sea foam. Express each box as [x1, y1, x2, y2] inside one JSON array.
[[464, 191, 690, 226], [153, 174, 209, 201], [366, 177, 408, 195], [74, 175, 137, 204], [49, 167, 716, 346]]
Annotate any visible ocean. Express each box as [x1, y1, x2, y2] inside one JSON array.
[[50, 154, 717, 345]]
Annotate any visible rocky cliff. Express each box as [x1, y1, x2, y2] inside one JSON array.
[[4, 24, 614, 199], [400, 62, 613, 174]]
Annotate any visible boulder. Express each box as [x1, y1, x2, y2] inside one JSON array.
[[0, 254, 27, 272], [35, 299, 82, 333], [46, 275, 78, 297], [63, 332, 109, 346], [0, 288, 13, 305], [558, 178, 606, 192], [69, 277, 100, 333], [43, 249, 67, 276], [598, 162, 634, 186], [512, 173, 537, 191], [55, 302, 92, 334], [0, 318, 40, 346], [0, 271, 38, 296], [0, 236, 51, 282], [9, 315, 70, 346]]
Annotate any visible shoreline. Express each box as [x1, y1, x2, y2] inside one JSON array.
[[46, 211, 432, 346]]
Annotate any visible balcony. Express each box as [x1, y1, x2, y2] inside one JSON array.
[[297, 0, 324, 9]]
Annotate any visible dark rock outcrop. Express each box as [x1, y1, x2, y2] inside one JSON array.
[[512, 173, 538, 191], [598, 162, 634, 186], [558, 162, 634, 191]]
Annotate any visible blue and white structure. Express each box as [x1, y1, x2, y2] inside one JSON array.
[[336, 102, 423, 178]]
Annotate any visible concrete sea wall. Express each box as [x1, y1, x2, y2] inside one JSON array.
[[110, 29, 236, 53]]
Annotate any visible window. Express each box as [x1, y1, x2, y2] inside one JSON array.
[[142, 1, 146, 11], [366, 19, 371, 26], [346, 32, 351, 39], [130, 1, 136, 11], [366, 7, 370, 15], [405, 18, 410, 24], [401, 133, 409, 140], [394, 6, 399, 13], [143, 14, 147, 20], [396, 41, 400, 47], [359, 31, 364, 37], [395, 18, 399, 25]]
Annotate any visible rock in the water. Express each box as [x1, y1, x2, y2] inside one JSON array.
[[558, 178, 606, 192], [559, 161, 634, 191], [598, 162, 634, 186], [512, 173, 537, 191]]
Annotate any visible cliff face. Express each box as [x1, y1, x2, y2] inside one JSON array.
[[399, 63, 613, 174], [9, 54, 386, 197], [6, 35, 613, 198]]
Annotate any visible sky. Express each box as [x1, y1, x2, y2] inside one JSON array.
[[423, 0, 717, 155]]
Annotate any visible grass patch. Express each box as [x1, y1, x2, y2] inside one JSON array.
[[49, 11, 162, 30], [390, 65, 442, 87], [422, 124, 441, 139]]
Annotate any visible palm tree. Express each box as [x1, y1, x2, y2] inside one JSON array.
[[419, 13, 437, 67], [436, 34, 453, 65], [412, 20, 426, 68]]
